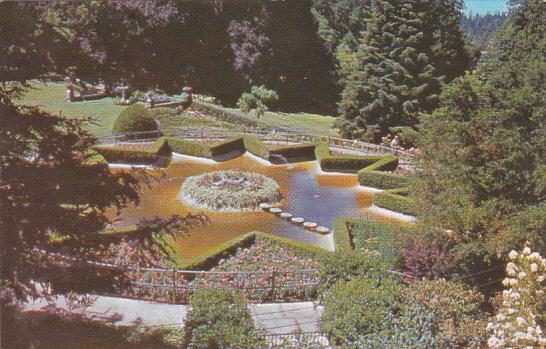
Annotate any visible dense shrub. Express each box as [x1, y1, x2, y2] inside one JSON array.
[[112, 105, 158, 135], [183, 288, 265, 349], [362, 155, 398, 171], [400, 228, 454, 278], [317, 251, 374, 291], [332, 219, 353, 251], [237, 85, 279, 119], [321, 276, 402, 346], [404, 279, 488, 348], [348, 220, 401, 270], [270, 143, 316, 162], [356, 302, 453, 349], [93, 138, 171, 165]]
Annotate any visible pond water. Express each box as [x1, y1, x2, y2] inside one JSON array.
[[109, 153, 390, 259]]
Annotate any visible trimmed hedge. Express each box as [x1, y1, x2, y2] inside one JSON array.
[[242, 136, 270, 159], [314, 142, 331, 160], [192, 100, 265, 129], [320, 155, 388, 173], [177, 231, 325, 270], [209, 137, 246, 158], [93, 145, 161, 165], [373, 190, 417, 216], [362, 155, 399, 171], [270, 143, 316, 162], [357, 169, 413, 189], [332, 219, 354, 251], [168, 138, 212, 158], [112, 104, 158, 135]]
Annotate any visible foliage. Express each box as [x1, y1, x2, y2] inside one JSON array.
[[347, 220, 401, 270], [460, 12, 508, 51], [400, 228, 455, 279], [321, 276, 402, 346], [404, 279, 488, 348], [183, 287, 265, 349], [414, 0, 546, 275], [487, 247, 546, 348], [180, 170, 282, 211], [237, 85, 279, 119], [317, 251, 373, 291], [356, 302, 453, 349], [336, 0, 470, 140], [112, 105, 158, 135], [192, 236, 320, 302]]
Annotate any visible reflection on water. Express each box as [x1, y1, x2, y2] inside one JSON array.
[[110, 153, 380, 259]]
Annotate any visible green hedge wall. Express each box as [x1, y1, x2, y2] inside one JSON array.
[[270, 143, 316, 162], [177, 231, 325, 270], [93, 145, 162, 165], [362, 155, 399, 171], [357, 170, 413, 189], [314, 142, 331, 160], [373, 190, 417, 216], [320, 155, 387, 173], [332, 219, 354, 251], [168, 138, 212, 158], [192, 100, 264, 129], [209, 137, 246, 158], [242, 136, 270, 159]]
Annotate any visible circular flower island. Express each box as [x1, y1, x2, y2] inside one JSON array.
[[180, 170, 282, 211]]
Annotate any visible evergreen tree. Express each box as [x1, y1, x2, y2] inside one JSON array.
[[413, 0, 545, 275], [337, 0, 469, 141]]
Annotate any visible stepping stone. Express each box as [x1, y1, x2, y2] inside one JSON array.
[[269, 208, 283, 215], [316, 226, 330, 234], [291, 217, 305, 224], [259, 203, 272, 211], [303, 222, 318, 231], [280, 212, 293, 220]]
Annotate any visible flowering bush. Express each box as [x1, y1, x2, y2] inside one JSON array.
[[487, 246, 546, 348], [191, 237, 319, 302], [180, 170, 282, 211]]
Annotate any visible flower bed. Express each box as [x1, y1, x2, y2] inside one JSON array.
[[190, 236, 320, 302], [180, 170, 282, 211]]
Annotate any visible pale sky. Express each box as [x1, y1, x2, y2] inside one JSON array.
[[464, 0, 509, 14]]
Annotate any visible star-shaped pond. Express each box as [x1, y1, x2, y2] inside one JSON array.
[[109, 152, 392, 259]]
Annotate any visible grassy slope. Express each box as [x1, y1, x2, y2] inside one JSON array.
[[18, 82, 338, 137], [17, 82, 127, 137]]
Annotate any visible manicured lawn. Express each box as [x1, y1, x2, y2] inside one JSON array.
[[19, 82, 339, 137], [17, 82, 127, 137]]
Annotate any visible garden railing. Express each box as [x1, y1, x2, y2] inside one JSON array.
[[97, 127, 415, 162]]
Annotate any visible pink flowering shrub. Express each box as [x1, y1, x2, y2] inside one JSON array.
[[487, 246, 546, 348]]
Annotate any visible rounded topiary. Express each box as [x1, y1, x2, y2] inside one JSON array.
[[112, 104, 158, 135], [180, 170, 282, 211]]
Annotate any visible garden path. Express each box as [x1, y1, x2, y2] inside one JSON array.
[[24, 296, 324, 334]]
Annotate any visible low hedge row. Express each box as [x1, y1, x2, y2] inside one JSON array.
[[209, 137, 246, 158], [332, 219, 355, 251], [320, 155, 388, 173], [192, 100, 265, 129], [93, 137, 172, 165], [168, 138, 212, 158], [357, 170, 413, 190], [270, 143, 316, 162], [373, 190, 417, 216], [177, 231, 325, 270]]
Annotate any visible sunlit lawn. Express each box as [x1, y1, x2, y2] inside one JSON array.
[[18, 82, 339, 138]]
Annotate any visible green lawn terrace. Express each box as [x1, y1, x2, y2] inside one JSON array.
[[18, 82, 339, 138]]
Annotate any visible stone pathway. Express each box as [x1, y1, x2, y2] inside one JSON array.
[[24, 296, 324, 334]]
